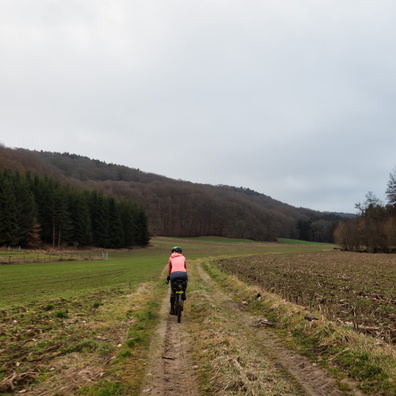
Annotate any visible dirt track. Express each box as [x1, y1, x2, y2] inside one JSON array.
[[140, 293, 200, 395], [140, 261, 363, 396]]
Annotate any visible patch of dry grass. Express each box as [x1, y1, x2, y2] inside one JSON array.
[[0, 281, 164, 395], [79, 281, 164, 395]]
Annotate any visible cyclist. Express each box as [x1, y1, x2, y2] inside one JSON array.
[[167, 246, 188, 315]]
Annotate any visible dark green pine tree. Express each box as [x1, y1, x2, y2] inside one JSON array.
[[68, 191, 93, 246], [52, 186, 73, 247], [32, 176, 58, 245], [88, 191, 110, 247], [107, 197, 124, 248], [134, 206, 150, 246], [119, 200, 137, 247], [13, 172, 37, 246], [0, 170, 20, 246]]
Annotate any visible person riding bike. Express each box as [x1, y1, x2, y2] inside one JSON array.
[[167, 246, 188, 315]]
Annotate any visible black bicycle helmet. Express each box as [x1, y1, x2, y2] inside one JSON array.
[[171, 246, 182, 253]]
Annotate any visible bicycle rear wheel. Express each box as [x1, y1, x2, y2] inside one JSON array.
[[176, 295, 183, 323]]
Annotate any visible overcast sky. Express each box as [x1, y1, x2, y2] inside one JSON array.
[[1, 1, 396, 213]]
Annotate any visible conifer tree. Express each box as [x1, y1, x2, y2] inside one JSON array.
[[32, 176, 58, 245], [119, 200, 137, 246], [134, 206, 150, 246], [0, 171, 19, 246], [88, 191, 110, 247], [14, 173, 36, 246], [107, 197, 124, 248], [68, 192, 93, 246], [52, 186, 73, 247]]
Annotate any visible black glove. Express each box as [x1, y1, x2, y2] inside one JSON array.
[[166, 275, 170, 284]]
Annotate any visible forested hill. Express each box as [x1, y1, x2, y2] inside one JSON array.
[[0, 145, 344, 242]]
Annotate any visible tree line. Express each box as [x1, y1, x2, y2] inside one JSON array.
[[0, 146, 345, 243], [334, 168, 396, 252], [0, 169, 150, 248], [36, 150, 342, 242]]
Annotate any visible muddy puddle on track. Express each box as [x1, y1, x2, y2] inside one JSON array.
[[140, 263, 363, 396], [140, 293, 200, 396]]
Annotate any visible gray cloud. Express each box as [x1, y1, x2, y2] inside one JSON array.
[[1, 0, 396, 213]]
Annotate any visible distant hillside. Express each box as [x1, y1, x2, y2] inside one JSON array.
[[0, 145, 345, 242]]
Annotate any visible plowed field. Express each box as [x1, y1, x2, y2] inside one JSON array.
[[216, 251, 396, 342]]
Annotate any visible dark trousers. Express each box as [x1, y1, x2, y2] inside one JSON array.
[[170, 271, 188, 298]]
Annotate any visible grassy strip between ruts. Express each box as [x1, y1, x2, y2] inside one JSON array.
[[0, 278, 166, 395], [201, 260, 396, 396]]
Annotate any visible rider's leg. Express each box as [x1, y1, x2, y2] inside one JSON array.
[[170, 276, 176, 315], [170, 296, 175, 315], [170, 297, 175, 315]]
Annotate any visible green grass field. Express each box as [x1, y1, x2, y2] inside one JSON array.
[[277, 238, 334, 245], [0, 236, 331, 308], [0, 257, 160, 307], [0, 241, 165, 308]]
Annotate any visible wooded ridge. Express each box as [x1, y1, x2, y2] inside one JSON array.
[[0, 145, 345, 243]]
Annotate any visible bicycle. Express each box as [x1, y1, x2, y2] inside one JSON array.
[[172, 279, 187, 323]]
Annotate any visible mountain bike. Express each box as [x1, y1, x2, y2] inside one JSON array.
[[173, 279, 186, 323]]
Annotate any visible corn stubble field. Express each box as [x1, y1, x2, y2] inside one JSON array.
[[1, 237, 396, 395]]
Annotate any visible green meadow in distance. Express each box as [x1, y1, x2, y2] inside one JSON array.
[[0, 237, 331, 308]]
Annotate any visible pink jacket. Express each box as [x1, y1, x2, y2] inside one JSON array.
[[168, 252, 187, 275]]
